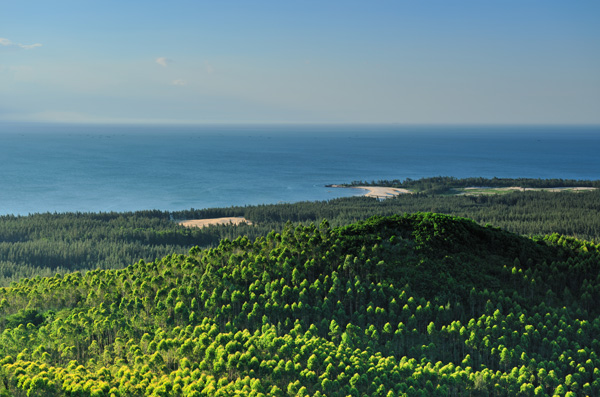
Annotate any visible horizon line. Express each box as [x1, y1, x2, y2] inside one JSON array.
[[1, 120, 599, 128]]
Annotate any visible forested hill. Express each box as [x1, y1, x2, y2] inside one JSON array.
[[1, 213, 599, 396]]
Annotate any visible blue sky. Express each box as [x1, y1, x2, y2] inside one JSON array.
[[1, 1, 599, 124]]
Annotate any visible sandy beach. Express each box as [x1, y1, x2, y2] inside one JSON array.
[[331, 185, 412, 199], [179, 217, 251, 228]]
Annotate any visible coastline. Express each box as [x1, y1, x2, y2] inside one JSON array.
[[330, 185, 412, 199]]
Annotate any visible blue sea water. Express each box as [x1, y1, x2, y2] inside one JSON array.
[[0, 123, 598, 215]]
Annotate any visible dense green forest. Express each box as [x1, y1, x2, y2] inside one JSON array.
[[0, 177, 598, 286], [0, 213, 599, 396]]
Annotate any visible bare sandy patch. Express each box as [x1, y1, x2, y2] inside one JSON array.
[[569, 187, 598, 191], [179, 217, 251, 228], [464, 186, 597, 194]]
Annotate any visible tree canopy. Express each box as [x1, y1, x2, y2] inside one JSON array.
[[0, 212, 598, 396]]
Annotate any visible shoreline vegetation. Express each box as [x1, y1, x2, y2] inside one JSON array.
[[332, 176, 600, 195], [179, 179, 598, 232], [329, 182, 597, 198]]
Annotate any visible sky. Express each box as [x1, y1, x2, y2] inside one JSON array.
[[1, 1, 599, 125]]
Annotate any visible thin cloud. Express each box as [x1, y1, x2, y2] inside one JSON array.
[[20, 43, 42, 50], [0, 37, 43, 50], [156, 57, 171, 67], [171, 79, 187, 86]]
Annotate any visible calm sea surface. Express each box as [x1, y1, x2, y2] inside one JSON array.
[[0, 123, 598, 215]]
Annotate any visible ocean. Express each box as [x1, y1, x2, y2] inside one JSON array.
[[0, 123, 598, 215]]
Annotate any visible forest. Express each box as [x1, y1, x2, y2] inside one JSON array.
[[0, 177, 599, 286], [0, 177, 598, 395], [0, 212, 599, 396]]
